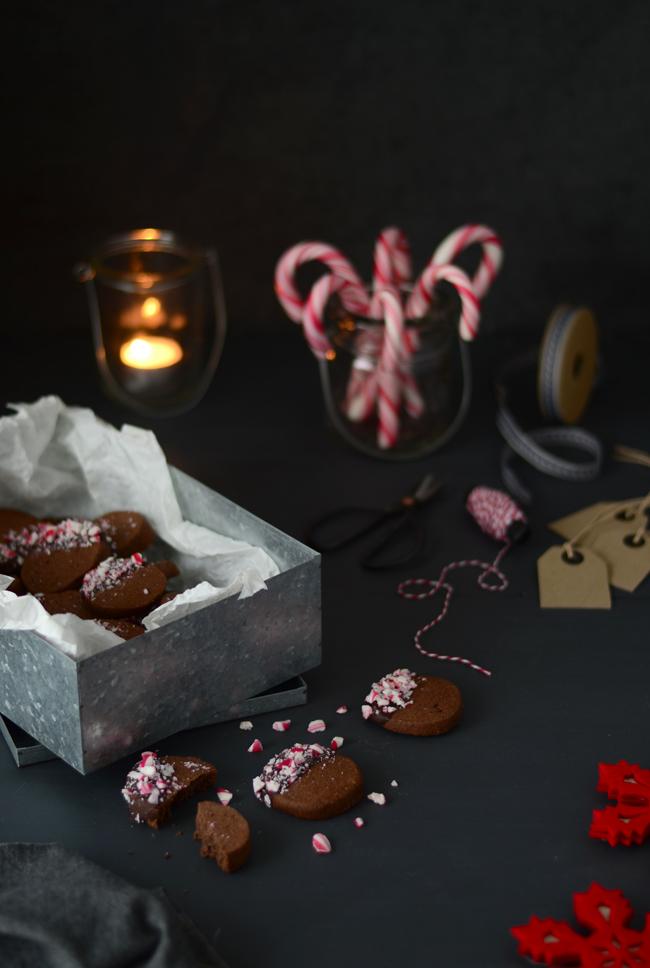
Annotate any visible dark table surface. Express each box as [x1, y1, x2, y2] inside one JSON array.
[[1, 323, 649, 968]]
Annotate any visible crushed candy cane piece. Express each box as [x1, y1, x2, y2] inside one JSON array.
[[390, 780, 399, 788], [307, 719, 326, 733], [364, 668, 418, 718], [330, 736, 344, 750], [354, 817, 365, 828], [239, 721, 253, 730], [216, 788, 233, 806], [248, 739, 263, 753], [312, 833, 332, 854], [272, 720, 291, 732], [368, 792, 386, 806], [361, 704, 373, 720], [336, 705, 348, 714]]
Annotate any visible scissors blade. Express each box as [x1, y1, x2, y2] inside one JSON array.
[[411, 472, 443, 505]]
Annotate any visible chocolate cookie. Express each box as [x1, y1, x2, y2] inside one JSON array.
[[254, 743, 363, 820], [36, 590, 94, 619], [122, 751, 217, 828], [363, 668, 462, 736], [6, 576, 26, 595], [21, 520, 106, 594], [81, 554, 167, 617], [194, 802, 251, 873], [154, 559, 180, 579], [0, 508, 37, 540], [95, 618, 145, 639], [96, 511, 155, 556]]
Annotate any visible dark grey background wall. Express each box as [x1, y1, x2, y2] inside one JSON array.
[[5, 0, 650, 338]]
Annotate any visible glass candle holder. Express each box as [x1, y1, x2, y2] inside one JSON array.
[[319, 285, 470, 460], [76, 229, 226, 416]]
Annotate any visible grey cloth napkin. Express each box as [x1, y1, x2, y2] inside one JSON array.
[[0, 843, 228, 968]]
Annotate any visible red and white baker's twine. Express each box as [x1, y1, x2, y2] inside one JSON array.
[[397, 487, 526, 678], [274, 225, 502, 449]]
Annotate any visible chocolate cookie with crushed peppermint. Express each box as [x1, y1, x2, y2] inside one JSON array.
[[95, 511, 155, 557], [122, 751, 217, 828], [194, 802, 251, 873], [253, 743, 363, 820], [81, 553, 167, 618], [362, 668, 462, 737], [21, 520, 108, 594]]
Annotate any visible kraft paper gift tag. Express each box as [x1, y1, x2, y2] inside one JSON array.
[[537, 545, 611, 609], [591, 516, 650, 592], [547, 501, 642, 549]]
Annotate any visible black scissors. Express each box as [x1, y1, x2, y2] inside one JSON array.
[[306, 473, 442, 570]]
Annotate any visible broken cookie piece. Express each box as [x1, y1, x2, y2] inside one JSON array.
[[194, 801, 251, 873]]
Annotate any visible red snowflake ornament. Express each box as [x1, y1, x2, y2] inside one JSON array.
[[590, 761, 650, 848], [511, 883, 650, 967]]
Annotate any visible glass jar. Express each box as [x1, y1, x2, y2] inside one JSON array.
[[319, 285, 470, 460], [76, 229, 226, 416]]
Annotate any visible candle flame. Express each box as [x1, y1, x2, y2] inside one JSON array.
[[120, 336, 183, 370]]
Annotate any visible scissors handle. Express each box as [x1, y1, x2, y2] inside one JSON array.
[[307, 506, 399, 553], [307, 505, 427, 569]]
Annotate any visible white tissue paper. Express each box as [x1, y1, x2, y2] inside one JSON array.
[[0, 397, 279, 659]]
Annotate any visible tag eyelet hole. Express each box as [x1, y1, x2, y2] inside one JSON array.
[[623, 534, 646, 548], [616, 509, 636, 521], [561, 549, 584, 565]]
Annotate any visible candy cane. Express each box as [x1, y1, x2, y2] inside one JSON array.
[[370, 226, 412, 317], [406, 263, 480, 341], [376, 289, 406, 449], [274, 242, 369, 322], [430, 224, 503, 301], [301, 273, 348, 358]]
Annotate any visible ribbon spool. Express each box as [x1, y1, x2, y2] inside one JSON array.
[[496, 305, 603, 503]]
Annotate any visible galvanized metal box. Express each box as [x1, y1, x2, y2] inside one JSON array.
[[0, 467, 321, 773]]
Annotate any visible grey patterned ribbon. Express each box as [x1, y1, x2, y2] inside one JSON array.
[[495, 350, 603, 504]]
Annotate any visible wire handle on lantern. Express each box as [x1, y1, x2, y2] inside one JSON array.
[[397, 487, 528, 678]]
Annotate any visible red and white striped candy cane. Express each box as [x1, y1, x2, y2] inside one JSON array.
[[406, 263, 480, 341], [301, 273, 348, 358], [430, 223, 503, 301], [375, 289, 406, 449], [274, 241, 369, 322], [369, 226, 412, 317]]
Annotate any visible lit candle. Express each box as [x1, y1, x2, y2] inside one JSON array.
[[120, 336, 183, 369]]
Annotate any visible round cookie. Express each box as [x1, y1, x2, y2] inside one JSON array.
[[154, 559, 180, 579], [95, 511, 155, 556], [36, 590, 94, 619], [363, 668, 462, 737], [253, 743, 363, 820], [0, 509, 38, 540], [82, 554, 167, 618], [21, 520, 106, 594]]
